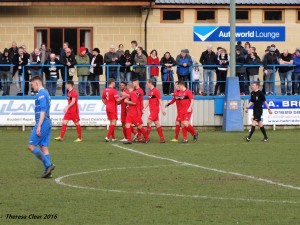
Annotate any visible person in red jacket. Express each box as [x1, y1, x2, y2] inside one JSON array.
[[147, 49, 160, 87]]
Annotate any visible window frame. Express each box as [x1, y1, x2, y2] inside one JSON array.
[[195, 9, 217, 23], [263, 10, 285, 23], [296, 10, 300, 23], [34, 27, 93, 55], [160, 9, 184, 23], [235, 9, 251, 23]]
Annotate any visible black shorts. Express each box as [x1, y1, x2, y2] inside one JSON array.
[[253, 109, 263, 122]]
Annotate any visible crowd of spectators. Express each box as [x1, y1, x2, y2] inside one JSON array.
[[0, 40, 300, 96]]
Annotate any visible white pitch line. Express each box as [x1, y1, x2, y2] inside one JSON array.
[[54, 165, 300, 205], [112, 144, 300, 191]]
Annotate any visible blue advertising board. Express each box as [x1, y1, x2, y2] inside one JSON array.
[[194, 26, 285, 42]]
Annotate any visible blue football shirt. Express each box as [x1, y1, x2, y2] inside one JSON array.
[[35, 88, 51, 123]]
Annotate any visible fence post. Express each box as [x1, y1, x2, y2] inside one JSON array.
[[22, 66, 25, 96], [64, 65, 67, 95], [190, 65, 193, 92], [273, 65, 276, 95]]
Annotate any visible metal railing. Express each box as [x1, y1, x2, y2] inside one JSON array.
[[0, 63, 299, 97]]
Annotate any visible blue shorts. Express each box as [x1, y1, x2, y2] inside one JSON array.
[[28, 119, 52, 147]]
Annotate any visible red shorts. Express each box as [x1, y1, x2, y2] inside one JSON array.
[[121, 112, 126, 123], [63, 112, 80, 123], [107, 112, 118, 121], [180, 112, 192, 122], [176, 114, 182, 122], [126, 114, 143, 126], [148, 111, 159, 122]]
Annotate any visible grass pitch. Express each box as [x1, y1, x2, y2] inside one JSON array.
[[1, 129, 300, 225]]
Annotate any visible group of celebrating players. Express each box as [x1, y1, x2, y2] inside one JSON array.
[[53, 78, 199, 145]]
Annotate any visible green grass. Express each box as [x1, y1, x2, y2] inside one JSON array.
[[1, 129, 300, 225]]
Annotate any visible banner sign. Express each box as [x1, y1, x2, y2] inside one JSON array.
[[193, 26, 285, 42], [247, 99, 300, 125], [0, 99, 122, 126]]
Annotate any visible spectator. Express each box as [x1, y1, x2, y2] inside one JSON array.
[[0, 49, 12, 96], [293, 49, 300, 95], [40, 43, 51, 64], [76, 46, 90, 96], [236, 41, 248, 55], [30, 48, 43, 81], [271, 44, 281, 57], [85, 48, 93, 95], [116, 44, 125, 57], [119, 50, 132, 82], [45, 53, 60, 96], [89, 48, 103, 96], [263, 47, 279, 95], [176, 49, 192, 89], [12, 47, 29, 96], [60, 47, 77, 95], [147, 49, 160, 87], [21, 45, 31, 95], [244, 42, 251, 53], [199, 44, 217, 96], [8, 41, 18, 61], [192, 63, 201, 95], [216, 48, 229, 96], [130, 40, 138, 59], [279, 49, 293, 95], [60, 42, 74, 59], [246, 47, 261, 83], [104, 45, 119, 88], [160, 51, 176, 95], [133, 46, 147, 94], [236, 46, 247, 95]]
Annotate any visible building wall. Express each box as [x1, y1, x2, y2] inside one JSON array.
[[0, 6, 142, 52], [143, 8, 299, 59]]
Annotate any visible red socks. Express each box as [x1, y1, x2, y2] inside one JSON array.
[[182, 127, 188, 140], [139, 127, 149, 141], [175, 125, 180, 140], [76, 124, 82, 139], [122, 126, 127, 139], [147, 126, 152, 135], [60, 124, 67, 138], [126, 128, 132, 141], [131, 126, 137, 135], [106, 125, 115, 139], [157, 126, 164, 140], [187, 124, 196, 136]]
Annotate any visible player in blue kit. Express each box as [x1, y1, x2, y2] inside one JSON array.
[[28, 76, 55, 178]]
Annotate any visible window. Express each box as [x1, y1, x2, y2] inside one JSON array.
[[161, 10, 183, 23], [263, 10, 284, 22], [35, 27, 93, 55], [196, 10, 217, 22], [297, 10, 300, 22], [236, 10, 250, 22]]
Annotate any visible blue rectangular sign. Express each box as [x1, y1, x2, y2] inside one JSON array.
[[194, 26, 285, 42]]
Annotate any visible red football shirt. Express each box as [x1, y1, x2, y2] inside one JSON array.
[[121, 89, 130, 115], [127, 91, 139, 116], [67, 89, 79, 114], [178, 89, 193, 114], [102, 87, 119, 113], [148, 87, 161, 112], [135, 87, 144, 114]]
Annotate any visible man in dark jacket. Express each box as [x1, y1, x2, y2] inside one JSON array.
[[263, 47, 279, 95], [246, 47, 261, 83], [161, 52, 176, 95], [199, 45, 217, 95], [104, 45, 119, 89], [279, 49, 293, 95], [89, 48, 103, 96], [60, 48, 77, 95], [0, 49, 12, 96], [119, 50, 132, 82], [45, 53, 61, 96], [12, 47, 29, 95], [236, 46, 247, 95]]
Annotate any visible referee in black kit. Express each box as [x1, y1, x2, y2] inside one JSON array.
[[245, 82, 273, 142]]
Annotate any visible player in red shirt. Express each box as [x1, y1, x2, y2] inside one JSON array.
[[124, 83, 149, 144], [55, 80, 82, 142], [165, 81, 181, 142], [177, 81, 198, 143], [132, 79, 144, 141], [119, 82, 130, 141], [143, 79, 166, 143], [102, 78, 124, 142]]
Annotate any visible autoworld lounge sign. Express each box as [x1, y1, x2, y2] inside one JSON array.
[[193, 26, 285, 42]]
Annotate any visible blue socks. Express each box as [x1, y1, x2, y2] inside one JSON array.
[[32, 148, 52, 169]]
